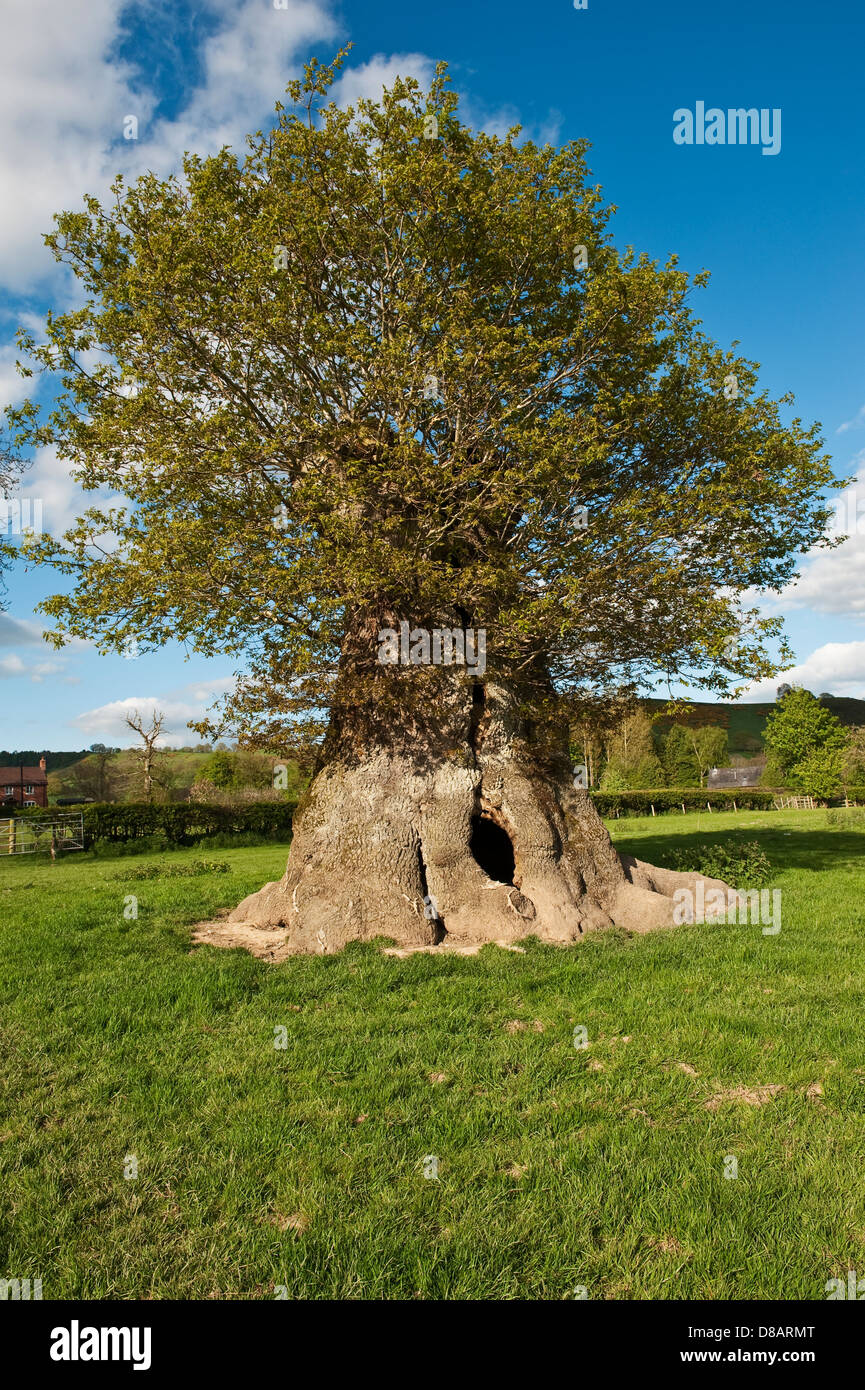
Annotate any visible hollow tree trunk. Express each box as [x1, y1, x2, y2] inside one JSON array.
[[199, 621, 733, 956]]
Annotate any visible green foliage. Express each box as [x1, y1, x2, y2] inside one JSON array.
[[205, 750, 238, 790], [5, 56, 839, 752], [661, 724, 700, 786], [663, 840, 772, 888], [87, 832, 175, 858], [842, 725, 865, 784], [46, 747, 302, 805], [598, 709, 664, 789], [238, 752, 275, 791], [0, 749, 89, 772], [190, 829, 288, 850], [691, 725, 729, 780], [623, 756, 670, 789], [763, 688, 847, 780], [598, 762, 629, 791], [659, 722, 729, 787], [760, 752, 789, 788], [792, 747, 845, 800], [579, 708, 731, 791]]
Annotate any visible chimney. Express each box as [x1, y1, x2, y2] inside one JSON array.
[[39, 755, 46, 772]]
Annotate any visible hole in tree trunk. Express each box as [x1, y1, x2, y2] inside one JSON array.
[[470, 814, 516, 886]]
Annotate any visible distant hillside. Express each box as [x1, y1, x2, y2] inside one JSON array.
[[643, 695, 865, 755], [0, 749, 89, 773], [47, 748, 214, 803], [816, 695, 865, 728], [46, 747, 304, 804]]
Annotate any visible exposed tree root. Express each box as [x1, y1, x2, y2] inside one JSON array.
[[192, 704, 740, 959]]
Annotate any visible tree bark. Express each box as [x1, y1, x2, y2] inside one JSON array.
[[197, 645, 735, 957]]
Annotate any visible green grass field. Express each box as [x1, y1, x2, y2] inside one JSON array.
[[1, 809, 864, 1300]]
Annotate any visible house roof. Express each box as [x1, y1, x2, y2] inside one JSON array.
[[707, 766, 763, 788], [0, 767, 47, 784]]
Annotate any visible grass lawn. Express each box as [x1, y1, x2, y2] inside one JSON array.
[[1, 809, 864, 1300]]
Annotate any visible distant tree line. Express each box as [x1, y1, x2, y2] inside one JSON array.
[[572, 690, 865, 798], [572, 706, 731, 790]]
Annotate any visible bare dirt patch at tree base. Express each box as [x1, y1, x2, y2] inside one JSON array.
[[192, 917, 293, 963], [191, 917, 533, 960]]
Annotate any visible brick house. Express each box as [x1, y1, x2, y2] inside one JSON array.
[[0, 756, 48, 808]]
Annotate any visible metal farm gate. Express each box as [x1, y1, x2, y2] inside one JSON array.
[[1, 812, 85, 856]]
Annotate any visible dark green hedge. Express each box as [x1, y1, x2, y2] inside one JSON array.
[[590, 788, 777, 816], [10, 801, 295, 846], [591, 786, 865, 814], [10, 784, 864, 842]]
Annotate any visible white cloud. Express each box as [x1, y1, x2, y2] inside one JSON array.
[[71, 695, 203, 746], [0, 608, 85, 680], [0, 0, 142, 290], [740, 641, 865, 702], [0, 1, 444, 562], [176, 676, 238, 704], [328, 55, 563, 146], [461, 100, 563, 146], [0, 1, 557, 300], [0, 652, 62, 680], [764, 465, 865, 621], [136, 0, 337, 180], [0, 0, 338, 292], [71, 678, 235, 746], [329, 52, 436, 109]]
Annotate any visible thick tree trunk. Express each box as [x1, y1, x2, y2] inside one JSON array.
[[195, 651, 735, 958]]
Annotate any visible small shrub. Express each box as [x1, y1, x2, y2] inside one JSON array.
[[663, 840, 772, 888]]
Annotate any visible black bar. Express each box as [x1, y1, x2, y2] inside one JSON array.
[[2, 1298, 859, 1376]]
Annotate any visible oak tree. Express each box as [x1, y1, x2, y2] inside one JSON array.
[[5, 54, 840, 949]]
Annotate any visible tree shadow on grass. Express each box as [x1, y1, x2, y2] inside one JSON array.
[[613, 826, 865, 876]]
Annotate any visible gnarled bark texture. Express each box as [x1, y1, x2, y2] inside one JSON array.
[[195, 650, 737, 959]]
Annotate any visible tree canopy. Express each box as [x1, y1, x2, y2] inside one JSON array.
[[3, 51, 841, 755], [763, 687, 848, 796]]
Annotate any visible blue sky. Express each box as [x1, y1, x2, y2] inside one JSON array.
[[1, 0, 864, 749]]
